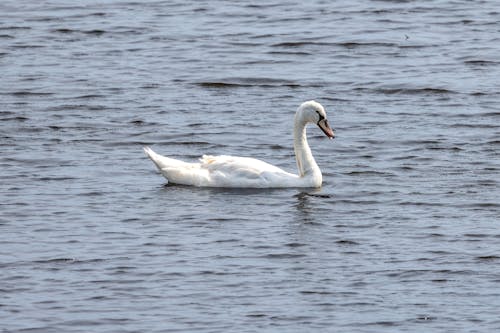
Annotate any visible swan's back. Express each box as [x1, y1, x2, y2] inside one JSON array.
[[199, 155, 299, 187]]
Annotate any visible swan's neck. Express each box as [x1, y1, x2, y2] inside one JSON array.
[[294, 119, 321, 181]]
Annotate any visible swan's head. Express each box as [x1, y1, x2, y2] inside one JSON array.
[[297, 100, 335, 139]]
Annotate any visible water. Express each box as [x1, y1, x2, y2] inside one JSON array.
[[1, 0, 500, 332]]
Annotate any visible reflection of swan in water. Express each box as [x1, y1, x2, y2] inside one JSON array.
[[294, 191, 333, 224], [144, 101, 334, 188]]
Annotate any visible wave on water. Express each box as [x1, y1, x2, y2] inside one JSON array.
[[196, 77, 302, 88], [272, 41, 399, 48], [353, 87, 457, 95]]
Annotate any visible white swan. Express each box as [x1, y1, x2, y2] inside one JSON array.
[[144, 100, 335, 188]]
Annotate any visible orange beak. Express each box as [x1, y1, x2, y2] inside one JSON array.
[[317, 119, 335, 139]]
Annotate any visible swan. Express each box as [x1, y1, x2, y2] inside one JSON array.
[[143, 100, 335, 188]]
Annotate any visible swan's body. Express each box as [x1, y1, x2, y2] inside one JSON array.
[[144, 100, 335, 188]]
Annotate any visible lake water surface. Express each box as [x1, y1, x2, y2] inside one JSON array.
[[1, 1, 500, 332]]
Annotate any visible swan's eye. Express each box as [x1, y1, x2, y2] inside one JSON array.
[[315, 110, 325, 122]]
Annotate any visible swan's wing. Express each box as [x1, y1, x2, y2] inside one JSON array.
[[201, 155, 287, 175], [200, 155, 298, 187]]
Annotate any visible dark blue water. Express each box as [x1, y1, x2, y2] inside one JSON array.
[[1, 1, 500, 332]]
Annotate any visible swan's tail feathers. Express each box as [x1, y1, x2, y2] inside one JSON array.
[[144, 146, 201, 185], [143, 146, 188, 171], [143, 146, 162, 171], [143, 146, 155, 160], [143, 147, 209, 186]]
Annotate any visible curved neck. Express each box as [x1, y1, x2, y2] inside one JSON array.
[[293, 118, 321, 178]]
